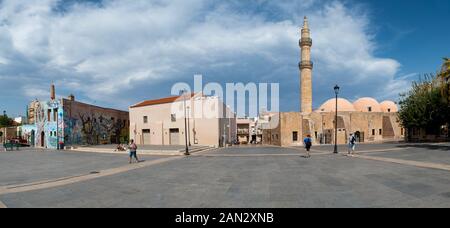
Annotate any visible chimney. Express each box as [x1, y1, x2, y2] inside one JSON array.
[[68, 94, 75, 101], [50, 83, 55, 100]]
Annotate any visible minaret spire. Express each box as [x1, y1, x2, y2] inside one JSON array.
[[303, 16, 309, 29], [299, 16, 313, 113]]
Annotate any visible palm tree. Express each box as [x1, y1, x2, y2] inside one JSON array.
[[440, 58, 450, 138], [440, 58, 450, 103], [441, 57, 450, 78]]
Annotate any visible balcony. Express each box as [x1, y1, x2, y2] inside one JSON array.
[[299, 38, 312, 47], [299, 61, 313, 70]]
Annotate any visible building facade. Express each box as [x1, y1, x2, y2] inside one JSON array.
[[129, 93, 236, 147], [0, 126, 21, 144], [237, 117, 263, 144], [262, 17, 404, 147], [22, 85, 129, 149]]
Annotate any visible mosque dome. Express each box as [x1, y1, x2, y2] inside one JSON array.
[[317, 98, 356, 112], [353, 97, 382, 112], [380, 100, 398, 113]]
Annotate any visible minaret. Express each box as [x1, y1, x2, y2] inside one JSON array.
[[299, 16, 313, 113]]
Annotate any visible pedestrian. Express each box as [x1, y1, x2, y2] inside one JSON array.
[[128, 139, 140, 163], [303, 134, 312, 158], [348, 133, 357, 156]]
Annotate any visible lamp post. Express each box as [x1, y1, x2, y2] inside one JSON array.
[[333, 85, 340, 154], [182, 90, 190, 156], [187, 106, 191, 147]]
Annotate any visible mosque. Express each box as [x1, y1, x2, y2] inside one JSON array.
[[261, 17, 404, 146]]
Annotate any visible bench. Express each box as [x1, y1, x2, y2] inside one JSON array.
[[3, 142, 20, 151]]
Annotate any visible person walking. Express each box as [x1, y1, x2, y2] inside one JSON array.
[[348, 133, 357, 156], [303, 135, 312, 158], [128, 139, 140, 163]]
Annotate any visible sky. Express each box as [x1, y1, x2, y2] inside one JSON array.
[[0, 0, 449, 117]]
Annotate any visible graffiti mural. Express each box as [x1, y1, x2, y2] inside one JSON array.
[[62, 99, 129, 146], [64, 111, 128, 145], [25, 98, 129, 149]]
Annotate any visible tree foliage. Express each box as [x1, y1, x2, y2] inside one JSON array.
[[0, 114, 13, 128], [440, 57, 450, 103], [398, 74, 450, 135]]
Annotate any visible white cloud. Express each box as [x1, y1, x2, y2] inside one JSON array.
[[0, 0, 412, 113]]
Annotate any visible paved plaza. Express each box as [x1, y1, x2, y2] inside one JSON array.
[[1, 142, 450, 208]]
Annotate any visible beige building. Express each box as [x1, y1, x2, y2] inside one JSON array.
[[236, 117, 263, 144], [0, 126, 21, 144], [262, 17, 404, 147], [129, 93, 236, 147]]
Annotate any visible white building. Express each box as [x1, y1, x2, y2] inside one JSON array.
[[129, 93, 236, 147]]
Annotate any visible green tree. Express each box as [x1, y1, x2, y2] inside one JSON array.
[[440, 57, 450, 103], [0, 115, 13, 127]]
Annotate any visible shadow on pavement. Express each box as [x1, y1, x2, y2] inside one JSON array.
[[396, 143, 450, 151]]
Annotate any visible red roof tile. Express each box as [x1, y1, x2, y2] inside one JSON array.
[[130, 93, 195, 108]]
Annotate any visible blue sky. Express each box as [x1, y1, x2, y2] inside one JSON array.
[[0, 0, 449, 117]]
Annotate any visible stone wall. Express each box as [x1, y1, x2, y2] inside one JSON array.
[[263, 111, 404, 147]]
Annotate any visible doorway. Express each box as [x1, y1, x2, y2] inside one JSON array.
[[170, 128, 180, 145], [355, 131, 364, 143], [31, 130, 35, 147], [142, 129, 151, 145]]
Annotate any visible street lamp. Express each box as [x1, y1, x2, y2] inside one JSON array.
[[187, 106, 191, 147], [182, 90, 190, 156], [333, 85, 340, 154]]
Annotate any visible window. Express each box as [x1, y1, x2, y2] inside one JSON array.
[[53, 108, 58, 122], [50, 131, 52, 137], [143, 116, 148, 124], [372, 129, 375, 136], [401, 128, 404, 135], [387, 108, 391, 113], [368, 107, 372, 112], [47, 109, 51, 121], [171, 114, 176, 122], [292, 131, 298, 142], [379, 129, 382, 135]]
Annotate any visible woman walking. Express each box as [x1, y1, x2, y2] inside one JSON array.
[[128, 139, 140, 163]]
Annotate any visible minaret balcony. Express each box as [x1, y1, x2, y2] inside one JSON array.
[[299, 61, 313, 70], [299, 38, 312, 47]]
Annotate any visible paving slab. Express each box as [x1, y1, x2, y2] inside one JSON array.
[[0, 149, 166, 186], [366, 144, 450, 166], [2, 145, 450, 208]]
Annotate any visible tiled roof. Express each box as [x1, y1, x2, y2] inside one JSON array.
[[130, 93, 195, 108]]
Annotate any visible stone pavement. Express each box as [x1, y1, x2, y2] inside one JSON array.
[[1, 143, 450, 208], [70, 144, 212, 156]]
